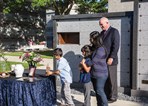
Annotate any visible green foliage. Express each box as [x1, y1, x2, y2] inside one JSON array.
[[21, 51, 43, 67], [1, 0, 46, 41], [0, 49, 7, 62], [3, 0, 25, 13], [49, 0, 75, 15], [3, 7, 10, 13], [0, 61, 11, 73], [0, 50, 9, 72], [77, 0, 108, 14], [2, 0, 108, 15], [3, 0, 42, 14], [32, 0, 50, 8]]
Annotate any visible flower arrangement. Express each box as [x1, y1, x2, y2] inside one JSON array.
[[20, 51, 42, 67], [20, 51, 43, 77]]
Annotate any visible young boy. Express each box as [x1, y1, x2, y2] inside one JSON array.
[[79, 45, 92, 106], [46, 48, 75, 106]]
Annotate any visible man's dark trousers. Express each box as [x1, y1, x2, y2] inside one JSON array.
[[105, 65, 118, 100]]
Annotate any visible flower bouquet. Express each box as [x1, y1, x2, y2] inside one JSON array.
[[20, 51, 42, 77]]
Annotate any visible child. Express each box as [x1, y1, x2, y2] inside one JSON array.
[[79, 45, 92, 106], [46, 48, 75, 106]]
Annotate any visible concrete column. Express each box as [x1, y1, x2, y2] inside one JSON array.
[[108, 0, 134, 12]]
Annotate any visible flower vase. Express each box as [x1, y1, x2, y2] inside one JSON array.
[[14, 64, 24, 77], [29, 65, 36, 77]]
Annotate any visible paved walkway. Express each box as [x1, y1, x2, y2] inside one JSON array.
[[6, 56, 148, 106], [67, 94, 146, 106]]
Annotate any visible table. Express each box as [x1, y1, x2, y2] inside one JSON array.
[[0, 75, 56, 106]]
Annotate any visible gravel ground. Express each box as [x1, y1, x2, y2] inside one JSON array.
[[57, 86, 148, 104]]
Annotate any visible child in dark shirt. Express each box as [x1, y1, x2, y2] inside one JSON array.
[[79, 45, 92, 106]]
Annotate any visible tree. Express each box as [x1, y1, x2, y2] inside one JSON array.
[[2, 0, 44, 14], [2, 0, 108, 15], [1, 0, 46, 43], [0, 0, 108, 47], [31, 0, 108, 15], [77, 0, 108, 14], [2, 0, 75, 15], [0, 0, 2, 12]]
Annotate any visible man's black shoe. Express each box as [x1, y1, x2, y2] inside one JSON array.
[[108, 98, 117, 103]]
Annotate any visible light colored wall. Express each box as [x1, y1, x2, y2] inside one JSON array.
[[108, 0, 134, 12], [137, 1, 148, 91], [55, 16, 132, 89]]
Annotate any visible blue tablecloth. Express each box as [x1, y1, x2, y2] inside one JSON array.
[[0, 76, 56, 106]]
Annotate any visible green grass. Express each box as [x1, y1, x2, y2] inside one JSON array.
[[4, 52, 23, 56], [0, 61, 43, 73], [36, 50, 53, 59], [4, 50, 53, 59], [1, 50, 51, 73]]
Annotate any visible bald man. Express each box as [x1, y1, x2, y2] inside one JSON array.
[[99, 17, 120, 103]]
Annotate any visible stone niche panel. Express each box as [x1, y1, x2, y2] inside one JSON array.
[[57, 20, 80, 32], [139, 16, 148, 31], [138, 31, 148, 45], [139, 2, 148, 15], [137, 74, 148, 91], [138, 46, 148, 59], [79, 19, 99, 32], [79, 31, 91, 45], [138, 59, 148, 74]]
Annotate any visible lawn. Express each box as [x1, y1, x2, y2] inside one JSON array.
[[0, 50, 52, 73], [0, 61, 43, 73], [4, 50, 53, 59]]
